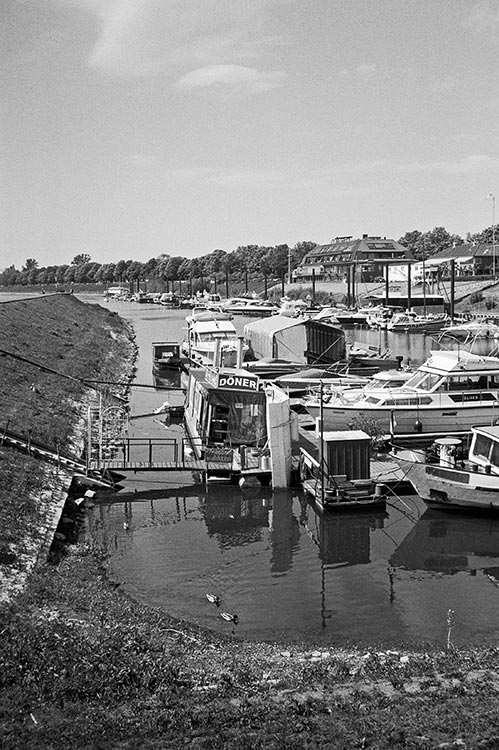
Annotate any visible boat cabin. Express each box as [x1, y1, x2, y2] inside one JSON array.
[[184, 367, 267, 457], [152, 342, 183, 371], [468, 425, 499, 475]]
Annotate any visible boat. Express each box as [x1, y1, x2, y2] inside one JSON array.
[[390, 425, 499, 511], [299, 429, 386, 512], [233, 299, 279, 317], [183, 366, 271, 480], [303, 349, 499, 438], [333, 308, 369, 327], [275, 298, 309, 318], [387, 311, 448, 333], [438, 320, 499, 341], [243, 357, 306, 379], [275, 367, 369, 397], [182, 318, 247, 367], [364, 306, 403, 329], [152, 341, 186, 372], [185, 306, 233, 324], [220, 297, 253, 313]]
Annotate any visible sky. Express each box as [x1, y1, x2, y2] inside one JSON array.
[[2, 0, 499, 270]]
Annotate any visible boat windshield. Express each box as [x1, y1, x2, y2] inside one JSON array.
[[404, 370, 444, 391], [199, 332, 236, 342]]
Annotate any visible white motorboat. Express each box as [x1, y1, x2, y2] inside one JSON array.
[[182, 318, 247, 367], [387, 311, 448, 333], [391, 426, 499, 511], [185, 306, 233, 324], [438, 320, 499, 341], [303, 350, 499, 437]]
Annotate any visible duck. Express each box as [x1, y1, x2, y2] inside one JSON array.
[[123, 522, 130, 531], [206, 593, 221, 607], [220, 611, 239, 625]]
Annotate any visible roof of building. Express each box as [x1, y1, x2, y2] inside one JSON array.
[[431, 242, 498, 261], [300, 235, 413, 265]]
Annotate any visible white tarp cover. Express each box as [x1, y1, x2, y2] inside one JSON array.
[[244, 316, 307, 362]]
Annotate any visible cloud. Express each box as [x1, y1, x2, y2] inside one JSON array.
[[399, 154, 499, 175], [174, 64, 286, 92], [55, 0, 289, 78], [206, 169, 284, 187]]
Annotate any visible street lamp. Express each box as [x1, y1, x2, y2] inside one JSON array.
[[487, 193, 496, 279]]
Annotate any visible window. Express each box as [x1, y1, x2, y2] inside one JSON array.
[[473, 434, 492, 460]]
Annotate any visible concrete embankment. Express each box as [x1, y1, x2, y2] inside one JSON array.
[[0, 293, 135, 602]]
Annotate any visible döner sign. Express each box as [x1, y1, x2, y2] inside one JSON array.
[[217, 374, 258, 391]]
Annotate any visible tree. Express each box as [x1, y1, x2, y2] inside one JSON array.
[[22, 258, 38, 273], [72, 253, 91, 266], [399, 228, 462, 260], [466, 225, 499, 245]]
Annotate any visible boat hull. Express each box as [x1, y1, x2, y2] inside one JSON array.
[[393, 454, 499, 511]]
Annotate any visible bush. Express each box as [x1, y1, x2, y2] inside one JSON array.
[[469, 291, 484, 304]]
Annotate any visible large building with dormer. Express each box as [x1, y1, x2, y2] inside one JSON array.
[[293, 234, 414, 283]]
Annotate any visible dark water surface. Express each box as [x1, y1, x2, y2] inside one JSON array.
[[10, 291, 499, 648]]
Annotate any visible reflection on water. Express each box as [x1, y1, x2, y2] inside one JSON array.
[[391, 509, 499, 578], [77, 297, 499, 647]]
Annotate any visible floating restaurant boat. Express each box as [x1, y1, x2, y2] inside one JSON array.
[[303, 350, 499, 438], [182, 366, 277, 485], [299, 429, 387, 512], [391, 425, 499, 511]]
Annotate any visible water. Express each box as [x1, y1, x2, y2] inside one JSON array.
[[15, 292, 499, 648]]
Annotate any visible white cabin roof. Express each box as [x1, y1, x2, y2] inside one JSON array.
[[473, 425, 499, 441], [190, 320, 237, 334], [422, 350, 499, 374]]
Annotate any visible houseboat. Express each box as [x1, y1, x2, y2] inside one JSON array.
[[183, 366, 275, 484], [303, 350, 499, 438], [391, 425, 499, 511]]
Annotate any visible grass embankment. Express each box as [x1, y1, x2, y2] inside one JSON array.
[[2, 294, 499, 749], [0, 294, 134, 571]]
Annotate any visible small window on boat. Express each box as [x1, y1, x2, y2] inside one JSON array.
[[473, 433, 492, 460], [365, 396, 382, 404], [491, 440, 499, 467]]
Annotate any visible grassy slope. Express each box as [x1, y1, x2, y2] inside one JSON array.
[[2, 295, 499, 749]]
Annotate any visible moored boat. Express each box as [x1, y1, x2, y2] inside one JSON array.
[[387, 311, 448, 333], [391, 425, 499, 511], [152, 341, 186, 372], [299, 429, 386, 512], [182, 318, 247, 367], [303, 350, 499, 438]]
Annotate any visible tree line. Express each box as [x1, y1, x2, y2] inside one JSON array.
[[1, 226, 497, 288]]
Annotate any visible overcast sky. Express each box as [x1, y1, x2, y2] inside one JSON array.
[[2, 0, 499, 269]]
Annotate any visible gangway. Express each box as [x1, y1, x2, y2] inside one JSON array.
[[88, 436, 244, 474]]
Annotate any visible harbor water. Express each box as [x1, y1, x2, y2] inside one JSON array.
[[79, 297, 499, 647]]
